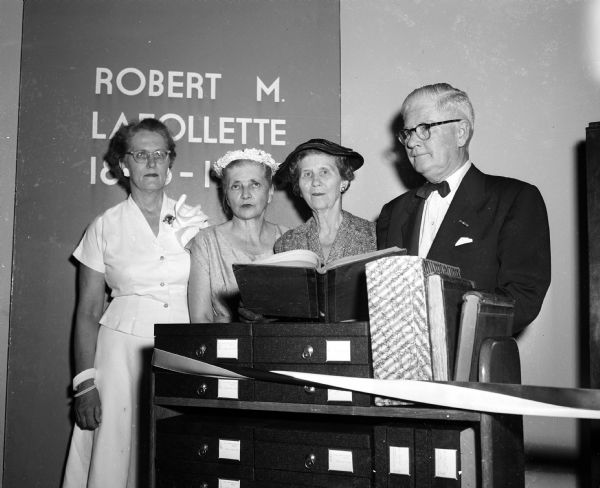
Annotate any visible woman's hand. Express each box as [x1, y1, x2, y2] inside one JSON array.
[[72, 265, 105, 431], [237, 301, 276, 323], [74, 379, 102, 430], [237, 303, 264, 323]]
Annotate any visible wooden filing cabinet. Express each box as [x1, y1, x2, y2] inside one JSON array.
[[151, 324, 524, 488]]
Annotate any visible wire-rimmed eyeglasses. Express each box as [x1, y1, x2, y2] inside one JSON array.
[[126, 150, 171, 164], [397, 119, 462, 145]]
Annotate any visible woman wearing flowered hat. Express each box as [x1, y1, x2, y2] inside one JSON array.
[[274, 139, 376, 262], [188, 148, 287, 322]]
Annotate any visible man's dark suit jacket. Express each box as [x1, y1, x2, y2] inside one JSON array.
[[377, 164, 551, 332]]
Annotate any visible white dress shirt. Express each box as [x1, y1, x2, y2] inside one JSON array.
[[418, 161, 472, 258]]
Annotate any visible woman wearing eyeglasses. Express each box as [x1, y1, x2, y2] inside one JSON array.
[[62, 118, 209, 488]]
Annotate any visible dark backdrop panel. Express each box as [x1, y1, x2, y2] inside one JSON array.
[[7, 0, 340, 486]]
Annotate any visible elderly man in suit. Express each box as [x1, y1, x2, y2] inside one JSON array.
[[377, 83, 550, 333]]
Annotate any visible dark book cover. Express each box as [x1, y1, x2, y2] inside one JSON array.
[[233, 247, 405, 322], [233, 264, 321, 319]]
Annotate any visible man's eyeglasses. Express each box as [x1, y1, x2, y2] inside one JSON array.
[[126, 150, 171, 164], [397, 119, 462, 145]]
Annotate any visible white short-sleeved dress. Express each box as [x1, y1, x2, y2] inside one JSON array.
[[62, 194, 191, 488]]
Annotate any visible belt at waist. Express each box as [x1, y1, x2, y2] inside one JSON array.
[[100, 295, 189, 337]]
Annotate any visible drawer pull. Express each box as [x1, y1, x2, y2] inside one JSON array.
[[197, 443, 209, 457], [195, 344, 208, 358], [301, 345, 314, 359], [304, 453, 316, 469], [196, 383, 208, 396], [303, 386, 316, 394]]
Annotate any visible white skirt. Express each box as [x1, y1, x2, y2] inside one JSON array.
[[62, 326, 154, 488]]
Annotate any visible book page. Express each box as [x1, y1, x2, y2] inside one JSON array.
[[247, 249, 321, 269], [324, 246, 406, 270]]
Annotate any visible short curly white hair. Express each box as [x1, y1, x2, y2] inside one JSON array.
[[212, 148, 279, 178]]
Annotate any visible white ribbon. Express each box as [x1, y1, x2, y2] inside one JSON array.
[[152, 349, 600, 419]]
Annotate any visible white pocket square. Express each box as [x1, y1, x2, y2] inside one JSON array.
[[455, 237, 473, 246]]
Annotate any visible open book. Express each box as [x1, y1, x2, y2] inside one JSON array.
[[233, 247, 405, 322]]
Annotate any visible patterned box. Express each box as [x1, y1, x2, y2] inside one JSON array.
[[366, 256, 461, 406]]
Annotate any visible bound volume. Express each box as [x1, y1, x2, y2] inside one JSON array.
[[233, 247, 405, 322], [366, 255, 474, 405], [454, 291, 515, 381], [426, 273, 476, 381]]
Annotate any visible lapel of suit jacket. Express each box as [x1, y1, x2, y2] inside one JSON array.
[[427, 165, 487, 259], [390, 190, 422, 253]]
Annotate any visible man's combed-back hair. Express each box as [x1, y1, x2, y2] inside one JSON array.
[[401, 83, 475, 142]]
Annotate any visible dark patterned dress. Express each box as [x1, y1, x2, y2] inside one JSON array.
[[274, 210, 376, 264]]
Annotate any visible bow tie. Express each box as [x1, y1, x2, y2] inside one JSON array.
[[416, 180, 451, 199]]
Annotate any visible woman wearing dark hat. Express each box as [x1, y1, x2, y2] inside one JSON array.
[[274, 139, 376, 263]]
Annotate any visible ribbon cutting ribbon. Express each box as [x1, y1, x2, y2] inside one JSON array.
[[152, 349, 600, 419]]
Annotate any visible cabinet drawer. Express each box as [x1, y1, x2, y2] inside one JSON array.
[[157, 462, 254, 488], [156, 415, 255, 466], [157, 433, 255, 466], [253, 380, 371, 406], [254, 442, 372, 478], [155, 371, 254, 401], [254, 422, 372, 478], [155, 324, 253, 363], [373, 422, 478, 488], [374, 424, 416, 488], [254, 468, 372, 487], [254, 336, 369, 364], [253, 322, 370, 365], [253, 364, 371, 406]]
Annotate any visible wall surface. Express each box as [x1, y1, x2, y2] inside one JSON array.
[[0, 1, 23, 487], [340, 0, 600, 486]]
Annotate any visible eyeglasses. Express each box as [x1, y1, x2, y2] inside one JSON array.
[[397, 119, 462, 145], [126, 150, 171, 164]]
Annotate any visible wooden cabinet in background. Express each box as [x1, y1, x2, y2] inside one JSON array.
[[586, 121, 600, 487]]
